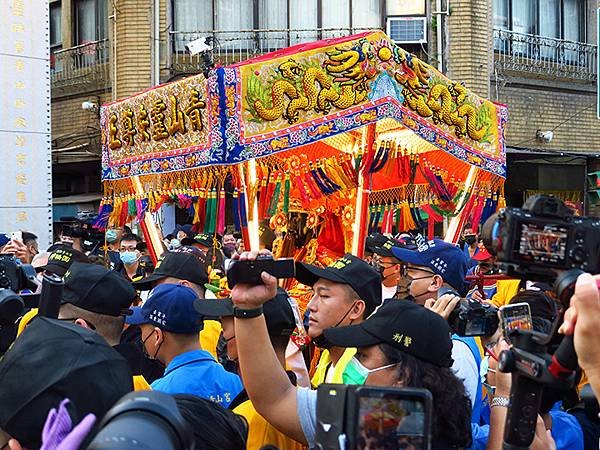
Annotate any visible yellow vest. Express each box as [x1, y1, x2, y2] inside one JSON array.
[[490, 279, 521, 308], [199, 319, 222, 360], [133, 375, 152, 391], [233, 399, 304, 450], [311, 347, 356, 387], [17, 308, 39, 336]]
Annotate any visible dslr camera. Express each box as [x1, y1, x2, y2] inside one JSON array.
[[438, 287, 499, 337], [482, 194, 600, 281], [0, 255, 38, 326], [315, 384, 433, 450]]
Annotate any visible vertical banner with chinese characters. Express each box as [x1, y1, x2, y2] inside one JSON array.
[[0, 0, 53, 249]]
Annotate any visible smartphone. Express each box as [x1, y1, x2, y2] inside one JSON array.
[[500, 302, 533, 339], [226, 256, 295, 288], [10, 231, 22, 243], [347, 387, 432, 450]]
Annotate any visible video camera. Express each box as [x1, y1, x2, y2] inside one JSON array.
[[438, 287, 499, 337], [315, 384, 433, 450], [60, 211, 105, 253], [226, 255, 295, 288], [480, 195, 600, 449], [482, 194, 600, 281], [0, 255, 38, 326]]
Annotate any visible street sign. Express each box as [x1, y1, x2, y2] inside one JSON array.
[[0, 0, 53, 249]]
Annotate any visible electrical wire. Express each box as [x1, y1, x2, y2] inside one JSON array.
[[512, 102, 596, 148]]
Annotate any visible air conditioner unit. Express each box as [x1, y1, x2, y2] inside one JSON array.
[[387, 17, 427, 44]]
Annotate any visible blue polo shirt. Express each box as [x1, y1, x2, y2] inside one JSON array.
[[151, 349, 243, 407]]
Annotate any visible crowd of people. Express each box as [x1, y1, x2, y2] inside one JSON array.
[[0, 223, 599, 450]]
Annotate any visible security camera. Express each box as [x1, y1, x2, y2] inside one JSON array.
[[536, 130, 554, 143], [81, 101, 97, 111], [185, 37, 213, 55]]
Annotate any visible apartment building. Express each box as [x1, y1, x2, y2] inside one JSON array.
[[49, 0, 599, 218]]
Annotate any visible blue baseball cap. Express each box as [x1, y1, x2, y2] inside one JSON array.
[[126, 284, 203, 334], [391, 239, 469, 293], [0, 234, 10, 247]]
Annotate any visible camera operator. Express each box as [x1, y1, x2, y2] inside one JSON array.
[[230, 250, 472, 450], [2, 231, 39, 264], [470, 290, 584, 450], [390, 239, 482, 422], [297, 254, 382, 387]]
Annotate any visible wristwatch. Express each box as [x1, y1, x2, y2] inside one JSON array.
[[490, 396, 510, 408], [233, 306, 263, 319]]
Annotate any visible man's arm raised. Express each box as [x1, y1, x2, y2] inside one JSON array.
[[232, 251, 307, 444]]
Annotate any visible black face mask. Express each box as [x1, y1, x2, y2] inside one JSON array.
[[311, 302, 357, 349], [465, 236, 476, 245]]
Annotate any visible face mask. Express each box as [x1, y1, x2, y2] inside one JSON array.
[[170, 239, 181, 250], [141, 331, 163, 361], [120, 251, 139, 266], [106, 230, 118, 242], [342, 356, 399, 385], [465, 236, 476, 245]]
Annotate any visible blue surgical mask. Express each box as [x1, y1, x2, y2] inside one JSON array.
[[120, 251, 139, 266], [170, 239, 181, 250], [106, 229, 118, 243]]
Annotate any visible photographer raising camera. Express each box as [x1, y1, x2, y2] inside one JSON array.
[[231, 250, 472, 450]]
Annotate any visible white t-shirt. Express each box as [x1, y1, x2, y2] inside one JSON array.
[[381, 284, 397, 301], [451, 339, 479, 408]]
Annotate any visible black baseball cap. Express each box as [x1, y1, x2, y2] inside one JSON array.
[[295, 254, 382, 315], [194, 233, 219, 248], [62, 262, 137, 316], [132, 251, 209, 291], [324, 300, 454, 368], [365, 233, 388, 255], [193, 288, 296, 336], [372, 237, 402, 259], [0, 317, 133, 449], [39, 245, 89, 276]]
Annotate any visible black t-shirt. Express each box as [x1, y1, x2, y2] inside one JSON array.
[[116, 325, 164, 383]]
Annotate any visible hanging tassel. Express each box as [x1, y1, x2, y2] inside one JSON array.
[[92, 201, 113, 230], [119, 199, 129, 226], [282, 174, 291, 214], [217, 187, 226, 235], [295, 175, 312, 207], [232, 190, 241, 232], [196, 189, 207, 232], [268, 177, 282, 216], [192, 197, 202, 227], [239, 190, 248, 227], [204, 189, 214, 233]]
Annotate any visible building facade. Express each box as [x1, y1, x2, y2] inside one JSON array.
[[49, 0, 599, 220]]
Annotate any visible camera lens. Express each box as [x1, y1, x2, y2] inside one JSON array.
[[0, 289, 24, 325], [86, 411, 182, 450], [86, 391, 192, 450]]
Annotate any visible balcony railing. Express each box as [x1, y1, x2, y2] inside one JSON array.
[[51, 39, 110, 88], [169, 28, 379, 74], [493, 28, 597, 81]]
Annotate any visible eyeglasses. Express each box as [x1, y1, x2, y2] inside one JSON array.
[[405, 266, 436, 280]]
